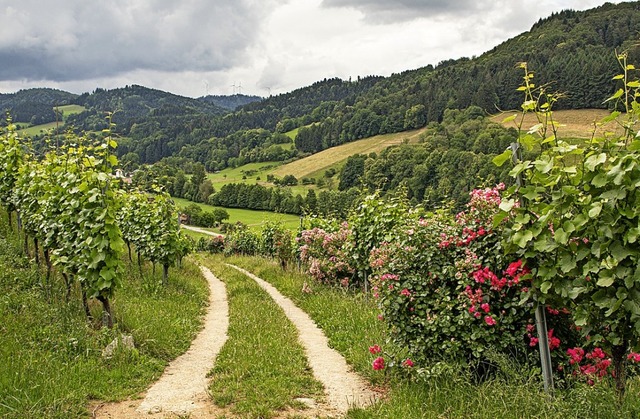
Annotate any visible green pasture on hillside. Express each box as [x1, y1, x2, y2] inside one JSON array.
[[172, 197, 301, 231], [207, 162, 283, 187], [284, 127, 300, 141], [56, 104, 85, 115], [18, 121, 60, 136], [205, 161, 315, 201], [18, 104, 86, 137], [205, 126, 429, 198]]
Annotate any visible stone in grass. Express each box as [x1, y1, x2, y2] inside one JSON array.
[[294, 398, 316, 408], [102, 334, 135, 358]]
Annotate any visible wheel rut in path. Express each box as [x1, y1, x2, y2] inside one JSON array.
[[94, 265, 229, 418], [227, 263, 379, 416]]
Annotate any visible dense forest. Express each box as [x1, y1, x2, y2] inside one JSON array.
[[4, 2, 640, 214], [199, 94, 262, 110]]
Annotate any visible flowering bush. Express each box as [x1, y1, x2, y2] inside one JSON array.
[[370, 186, 539, 369], [297, 222, 356, 286]]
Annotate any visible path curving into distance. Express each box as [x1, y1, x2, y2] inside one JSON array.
[[95, 266, 229, 418], [180, 224, 223, 237], [227, 263, 379, 415]]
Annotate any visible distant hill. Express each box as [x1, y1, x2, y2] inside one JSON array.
[[0, 88, 78, 125], [199, 94, 262, 110], [68, 84, 227, 131]]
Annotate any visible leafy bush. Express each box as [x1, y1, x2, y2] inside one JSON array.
[[260, 221, 294, 269], [223, 225, 260, 256], [197, 236, 225, 254]]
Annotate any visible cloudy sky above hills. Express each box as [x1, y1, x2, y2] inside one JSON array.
[[0, 0, 624, 98]]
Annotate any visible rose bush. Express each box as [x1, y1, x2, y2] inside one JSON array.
[[369, 185, 543, 370], [297, 222, 356, 287]]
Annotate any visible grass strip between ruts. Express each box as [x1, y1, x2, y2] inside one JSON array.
[[200, 255, 324, 418]]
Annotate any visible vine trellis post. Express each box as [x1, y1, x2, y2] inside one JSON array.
[[510, 142, 554, 392]]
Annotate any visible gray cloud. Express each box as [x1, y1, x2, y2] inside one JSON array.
[[0, 0, 619, 97], [321, 0, 483, 23], [0, 0, 278, 82]]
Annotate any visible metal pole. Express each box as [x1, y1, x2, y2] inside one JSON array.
[[535, 302, 554, 392], [510, 142, 554, 392]]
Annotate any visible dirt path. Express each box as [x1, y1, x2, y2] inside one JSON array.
[[227, 264, 379, 416], [95, 263, 378, 418], [94, 266, 229, 418], [180, 224, 223, 237]]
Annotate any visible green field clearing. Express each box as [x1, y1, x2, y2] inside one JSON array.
[[277, 141, 295, 150], [19, 121, 60, 136], [284, 127, 300, 141], [207, 162, 282, 187], [172, 197, 300, 231], [272, 126, 428, 179], [206, 161, 313, 200], [18, 104, 86, 136], [57, 104, 85, 115]]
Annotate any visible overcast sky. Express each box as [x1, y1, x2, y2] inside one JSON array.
[[0, 0, 625, 98]]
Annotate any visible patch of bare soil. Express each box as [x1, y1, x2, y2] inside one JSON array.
[[93, 266, 229, 418]]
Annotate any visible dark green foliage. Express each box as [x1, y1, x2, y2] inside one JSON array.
[[360, 107, 516, 209], [338, 154, 366, 191], [210, 183, 302, 214], [181, 203, 229, 228], [0, 88, 77, 125], [199, 93, 262, 110]]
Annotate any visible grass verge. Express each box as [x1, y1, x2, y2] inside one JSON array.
[[0, 213, 208, 418], [198, 254, 324, 418]]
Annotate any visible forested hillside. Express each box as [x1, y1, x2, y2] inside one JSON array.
[[199, 94, 262, 110], [0, 88, 77, 126], [67, 85, 227, 132], [10, 3, 640, 169]]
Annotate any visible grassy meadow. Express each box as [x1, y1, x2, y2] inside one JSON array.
[[271, 126, 427, 180], [172, 196, 301, 231], [491, 108, 627, 138], [206, 161, 282, 187]]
